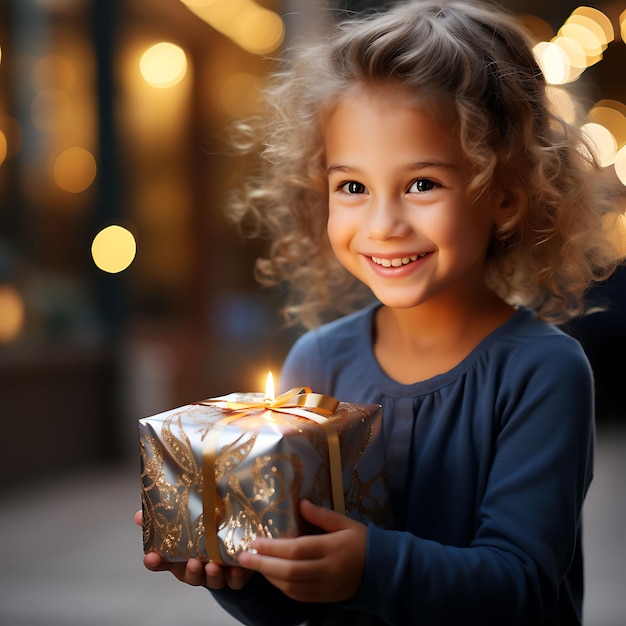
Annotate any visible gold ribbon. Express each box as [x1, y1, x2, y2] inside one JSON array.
[[196, 388, 344, 564]]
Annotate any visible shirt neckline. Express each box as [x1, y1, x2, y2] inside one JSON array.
[[362, 303, 529, 397]]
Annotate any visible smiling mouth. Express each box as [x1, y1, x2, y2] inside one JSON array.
[[371, 253, 428, 268]]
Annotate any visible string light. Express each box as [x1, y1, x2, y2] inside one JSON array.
[[179, 0, 284, 55], [0, 130, 7, 166], [53, 146, 97, 193], [139, 42, 188, 88], [533, 6, 613, 85], [91, 225, 137, 274], [0, 286, 25, 342]]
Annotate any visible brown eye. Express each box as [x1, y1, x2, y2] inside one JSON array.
[[341, 181, 367, 194], [409, 179, 436, 193]]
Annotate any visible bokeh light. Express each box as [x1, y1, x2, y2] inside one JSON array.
[[589, 100, 626, 149], [546, 86, 578, 124], [533, 6, 613, 85], [0, 285, 25, 342], [581, 122, 618, 167], [533, 41, 573, 85], [0, 115, 23, 160], [229, 6, 285, 55], [551, 36, 587, 76], [573, 7, 615, 45], [614, 146, 626, 186], [139, 42, 188, 88], [179, 0, 284, 55], [560, 20, 605, 59], [91, 225, 137, 274], [0, 130, 7, 166], [53, 146, 97, 193]]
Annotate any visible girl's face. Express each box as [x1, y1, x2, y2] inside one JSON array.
[[324, 86, 501, 311]]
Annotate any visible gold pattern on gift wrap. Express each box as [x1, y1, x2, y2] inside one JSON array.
[[139, 395, 390, 564], [220, 453, 305, 559], [199, 388, 344, 564], [140, 414, 205, 559]]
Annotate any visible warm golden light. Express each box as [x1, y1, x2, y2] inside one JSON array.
[[562, 15, 609, 49], [533, 41, 572, 85], [179, 0, 222, 7], [546, 86, 578, 124], [53, 146, 97, 193], [552, 36, 587, 76], [535, 6, 615, 85], [572, 7, 614, 45], [581, 122, 617, 167], [559, 21, 604, 63], [0, 115, 22, 160], [621, 9, 626, 44], [0, 285, 25, 342], [91, 225, 137, 274], [265, 371, 275, 401], [140, 42, 188, 88], [230, 7, 285, 55], [614, 146, 626, 186], [180, 0, 284, 55], [0, 130, 7, 166], [589, 100, 626, 149]]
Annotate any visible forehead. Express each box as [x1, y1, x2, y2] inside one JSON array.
[[322, 84, 462, 162]]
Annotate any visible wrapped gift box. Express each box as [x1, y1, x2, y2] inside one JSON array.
[[139, 389, 389, 565]]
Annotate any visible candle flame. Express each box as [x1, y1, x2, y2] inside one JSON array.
[[265, 371, 275, 401]]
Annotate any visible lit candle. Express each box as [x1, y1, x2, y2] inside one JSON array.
[[264, 371, 275, 401]]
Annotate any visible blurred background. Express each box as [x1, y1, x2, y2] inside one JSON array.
[[0, 0, 624, 624]]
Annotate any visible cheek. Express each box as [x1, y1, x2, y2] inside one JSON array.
[[326, 209, 347, 246]]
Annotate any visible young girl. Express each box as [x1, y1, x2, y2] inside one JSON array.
[[139, 1, 626, 623]]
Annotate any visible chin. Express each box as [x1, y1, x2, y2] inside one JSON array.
[[372, 293, 426, 310]]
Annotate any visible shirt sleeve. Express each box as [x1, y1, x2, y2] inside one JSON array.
[[210, 573, 321, 625], [345, 335, 594, 625], [279, 329, 328, 393]]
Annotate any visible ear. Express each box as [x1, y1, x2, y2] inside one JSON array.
[[492, 187, 517, 228]]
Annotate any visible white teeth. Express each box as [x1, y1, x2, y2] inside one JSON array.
[[371, 254, 424, 267]]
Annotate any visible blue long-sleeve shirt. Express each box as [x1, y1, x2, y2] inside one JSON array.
[[211, 304, 594, 625]]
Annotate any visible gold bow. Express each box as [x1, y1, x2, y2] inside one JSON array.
[[199, 386, 339, 415], [196, 388, 344, 563]]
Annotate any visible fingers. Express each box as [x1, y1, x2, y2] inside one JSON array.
[[143, 551, 166, 571], [134, 510, 142, 526], [142, 551, 252, 592], [224, 565, 254, 591], [143, 552, 189, 584], [236, 507, 369, 603], [299, 499, 352, 533]]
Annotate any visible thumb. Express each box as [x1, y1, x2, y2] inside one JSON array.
[[299, 498, 351, 533]]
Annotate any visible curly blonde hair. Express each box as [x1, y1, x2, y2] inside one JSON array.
[[228, 0, 625, 329]]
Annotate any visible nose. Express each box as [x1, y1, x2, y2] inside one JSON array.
[[366, 197, 412, 240]]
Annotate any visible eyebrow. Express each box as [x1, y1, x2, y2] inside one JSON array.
[[327, 161, 460, 174]]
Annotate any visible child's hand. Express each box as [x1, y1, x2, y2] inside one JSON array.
[[237, 499, 367, 603], [134, 510, 252, 591]]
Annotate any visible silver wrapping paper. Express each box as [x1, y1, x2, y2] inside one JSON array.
[[139, 393, 389, 565]]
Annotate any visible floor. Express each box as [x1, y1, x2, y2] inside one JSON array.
[[0, 426, 624, 626]]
